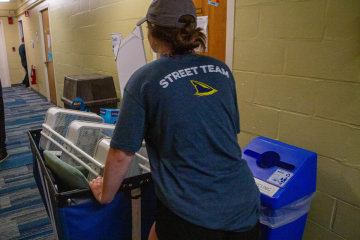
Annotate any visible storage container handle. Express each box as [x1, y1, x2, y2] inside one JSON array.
[[70, 97, 85, 111]]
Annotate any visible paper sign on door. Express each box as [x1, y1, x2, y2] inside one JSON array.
[[47, 35, 51, 48], [196, 16, 208, 52]]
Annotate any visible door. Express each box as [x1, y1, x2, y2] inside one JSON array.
[[41, 9, 57, 105], [193, 0, 227, 62], [0, 21, 11, 88]]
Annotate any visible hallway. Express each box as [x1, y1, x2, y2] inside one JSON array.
[[0, 85, 54, 239]]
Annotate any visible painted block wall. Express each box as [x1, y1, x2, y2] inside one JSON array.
[[17, 0, 153, 106], [234, 0, 360, 239], [0, 17, 24, 85], [12, 0, 360, 239], [0, 2, 17, 16]]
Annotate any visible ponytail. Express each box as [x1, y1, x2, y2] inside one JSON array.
[[148, 15, 206, 56]]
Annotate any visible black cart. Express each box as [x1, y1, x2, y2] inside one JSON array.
[[28, 129, 156, 240]]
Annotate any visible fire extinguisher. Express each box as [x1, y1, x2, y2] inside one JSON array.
[[30, 65, 36, 84]]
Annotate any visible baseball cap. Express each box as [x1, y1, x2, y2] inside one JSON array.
[[136, 0, 197, 28]]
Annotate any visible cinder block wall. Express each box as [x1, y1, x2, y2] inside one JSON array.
[[0, 17, 24, 85], [17, 0, 153, 105], [234, 0, 360, 239], [14, 0, 360, 238]]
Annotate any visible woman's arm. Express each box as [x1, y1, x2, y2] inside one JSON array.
[[89, 147, 134, 204]]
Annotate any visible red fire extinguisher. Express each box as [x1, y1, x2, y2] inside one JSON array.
[[30, 65, 36, 84]]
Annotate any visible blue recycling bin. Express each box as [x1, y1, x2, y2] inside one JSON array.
[[243, 137, 317, 240]]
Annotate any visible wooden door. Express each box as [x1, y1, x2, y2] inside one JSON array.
[[193, 0, 227, 62], [41, 9, 57, 105]]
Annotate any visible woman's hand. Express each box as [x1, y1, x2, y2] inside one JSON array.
[[89, 177, 104, 203], [88, 147, 135, 204]]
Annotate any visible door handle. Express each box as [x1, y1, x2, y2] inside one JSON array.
[[44, 61, 50, 64]]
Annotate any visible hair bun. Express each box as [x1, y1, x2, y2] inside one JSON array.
[[148, 15, 206, 56]]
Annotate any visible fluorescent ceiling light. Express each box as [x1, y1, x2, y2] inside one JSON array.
[[0, 0, 11, 2]]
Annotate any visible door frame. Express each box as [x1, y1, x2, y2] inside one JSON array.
[[38, 4, 56, 104], [225, 0, 235, 71], [0, 20, 11, 88]]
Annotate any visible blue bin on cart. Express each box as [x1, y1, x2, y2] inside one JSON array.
[[100, 108, 119, 124], [243, 137, 317, 240]]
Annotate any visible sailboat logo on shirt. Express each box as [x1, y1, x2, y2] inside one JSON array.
[[190, 80, 218, 96]]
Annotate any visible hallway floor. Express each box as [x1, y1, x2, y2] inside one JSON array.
[[0, 85, 55, 239]]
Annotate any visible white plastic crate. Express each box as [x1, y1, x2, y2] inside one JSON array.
[[40, 107, 104, 151], [61, 121, 115, 168], [88, 138, 150, 181]]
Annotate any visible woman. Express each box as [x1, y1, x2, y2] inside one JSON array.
[[89, 0, 261, 239]]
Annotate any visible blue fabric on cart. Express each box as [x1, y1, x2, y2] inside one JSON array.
[[32, 147, 50, 216], [59, 193, 132, 240], [30, 132, 50, 217]]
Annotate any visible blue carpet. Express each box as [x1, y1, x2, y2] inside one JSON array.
[[0, 85, 55, 240]]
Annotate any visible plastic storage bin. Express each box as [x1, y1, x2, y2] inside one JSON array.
[[61, 73, 120, 115], [60, 120, 115, 169], [242, 137, 317, 240], [40, 107, 104, 151]]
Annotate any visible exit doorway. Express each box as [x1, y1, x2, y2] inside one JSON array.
[[17, 18, 27, 87]]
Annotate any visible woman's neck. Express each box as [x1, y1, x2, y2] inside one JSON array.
[[157, 41, 171, 57]]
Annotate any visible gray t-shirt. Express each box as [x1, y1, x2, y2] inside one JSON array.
[[110, 54, 260, 232]]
